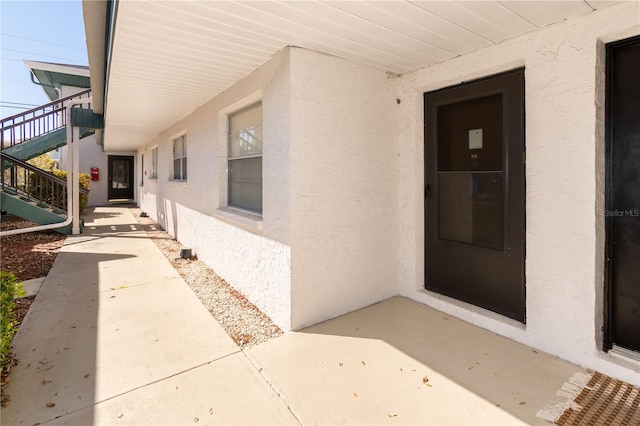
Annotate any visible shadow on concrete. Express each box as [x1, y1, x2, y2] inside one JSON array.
[[2, 250, 135, 426], [81, 206, 123, 221]]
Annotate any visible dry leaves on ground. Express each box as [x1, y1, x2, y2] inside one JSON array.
[[0, 216, 66, 281]]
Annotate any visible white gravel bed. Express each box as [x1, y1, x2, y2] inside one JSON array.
[[130, 208, 283, 348]]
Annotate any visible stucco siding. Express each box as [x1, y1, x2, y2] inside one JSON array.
[[398, 2, 640, 385], [289, 48, 400, 329]]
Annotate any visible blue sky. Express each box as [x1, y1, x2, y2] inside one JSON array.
[[0, 0, 88, 118]]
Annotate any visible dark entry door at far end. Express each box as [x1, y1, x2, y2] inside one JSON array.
[[424, 69, 526, 322], [108, 155, 134, 200]]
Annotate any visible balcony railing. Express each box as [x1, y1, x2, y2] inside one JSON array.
[[1, 89, 92, 151], [1, 152, 88, 213]]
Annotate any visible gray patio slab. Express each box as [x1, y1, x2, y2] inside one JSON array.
[[247, 296, 588, 425], [48, 353, 298, 426]]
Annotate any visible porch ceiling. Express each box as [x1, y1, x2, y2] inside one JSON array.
[[97, 0, 617, 151]]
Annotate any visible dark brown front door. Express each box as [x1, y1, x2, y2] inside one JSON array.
[[605, 35, 640, 353], [108, 155, 134, 200], [424, 69, 526, 322]]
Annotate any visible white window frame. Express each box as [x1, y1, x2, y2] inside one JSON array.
[[150, 147, 158, 179], [171, 135, 187, 181], [228, 101, 262, 214]]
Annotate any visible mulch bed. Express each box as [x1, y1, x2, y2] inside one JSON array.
[[0, 215, 66, 281], [0, 215, 66, 407]]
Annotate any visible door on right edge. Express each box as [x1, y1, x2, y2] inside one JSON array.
[[424, 69, 526, 322], [606, 35, 640, 354]]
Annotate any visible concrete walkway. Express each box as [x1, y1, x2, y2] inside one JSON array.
[[2, 206, 587, 425]]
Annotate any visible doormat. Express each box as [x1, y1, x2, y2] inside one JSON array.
[[537, 371, 640, 425]]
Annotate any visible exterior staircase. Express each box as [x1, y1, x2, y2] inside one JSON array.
[[1, 89, 100, 234]]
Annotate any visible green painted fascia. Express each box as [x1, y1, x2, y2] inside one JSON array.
[[32, 69, 91, 100], [71, 108, 104, 129]]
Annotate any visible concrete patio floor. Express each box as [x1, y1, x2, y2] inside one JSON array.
[[2, 206, 587, 425]]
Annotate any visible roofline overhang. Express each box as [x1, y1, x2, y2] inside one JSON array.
[[83, 0, 118, 149], [23, 60, 90, 101], [23, 60, 90, 77], [83, 0, 113, 117]]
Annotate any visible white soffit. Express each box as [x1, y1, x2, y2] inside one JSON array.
[[104, 0, 615, 150]]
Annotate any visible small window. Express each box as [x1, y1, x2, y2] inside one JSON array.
[[228, 102, 262, 213], [172, 135, 187, 181], [151, 147, 158, 179]]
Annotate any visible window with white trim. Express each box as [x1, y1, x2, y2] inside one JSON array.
[[228, 102, 262, 213], [151, 147, 158, 179], [172, 135, 187, 181]]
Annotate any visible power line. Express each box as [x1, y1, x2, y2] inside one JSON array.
[[0, 100, 39, 107], [1, 33, 86, 51], [0, 104, 33, 110], [1, 47, 87, 65]]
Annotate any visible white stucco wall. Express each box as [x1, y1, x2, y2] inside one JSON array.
[[138, 49, 292, 330], [398, 2, 640, 386], [289, 48, 400, 329]]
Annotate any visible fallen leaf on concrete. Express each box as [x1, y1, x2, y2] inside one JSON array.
[[110, 296, 116, 299], [118, 414, 124, 419], [44, 365, 53, 371], [339, 362, 343, 367], [119, 286, 126, 289], [209, 408, 213, 415], [422, 376, 429, 384], [354, 392, 358, 398], [84, 374, 90, 378], [519, 401, 526, 406], [361, 361, 366, 366], [46, 402, 55, 407], [388, 414, 397, 418], [194, 417, 199, 423], [42, 379, 51, 385]]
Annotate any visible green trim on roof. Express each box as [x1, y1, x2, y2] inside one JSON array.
[[32, 69, 91, 100]]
